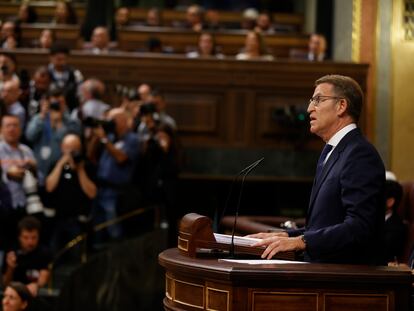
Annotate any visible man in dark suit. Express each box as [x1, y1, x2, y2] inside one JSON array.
[[249, 74, 385, 265]]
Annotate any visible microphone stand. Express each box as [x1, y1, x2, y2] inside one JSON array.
[[229, 158, 264, 258]]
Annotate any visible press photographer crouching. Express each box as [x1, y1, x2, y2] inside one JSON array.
[[45, 134, 97, 253], [88, 108, 139, 242], [134, 102, 180, 246], [2, 216, 51, 297]]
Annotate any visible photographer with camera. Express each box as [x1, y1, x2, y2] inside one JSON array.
[[134, 103, 180, 245], [25, 89, 80, 186], [89, 108, 138, 241], [0, 115, 37, 249], [45, 134, 96, 252], [2, 216, 51, 297]]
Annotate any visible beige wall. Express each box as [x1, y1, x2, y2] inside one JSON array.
[[390, 0, 414, 181]]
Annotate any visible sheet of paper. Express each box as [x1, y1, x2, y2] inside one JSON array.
[[219, 259, 308, 265], [213, 233, 260, 246]]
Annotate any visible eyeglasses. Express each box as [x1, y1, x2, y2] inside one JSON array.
[[309, 95, 344, 106]]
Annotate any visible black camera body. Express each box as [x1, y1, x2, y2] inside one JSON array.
[[83, 117, 116, 134], [0, 65, 9, 75], [71, 151, 84, 164], [49, 101, 61, 111]]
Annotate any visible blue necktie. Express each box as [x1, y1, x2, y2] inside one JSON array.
[[315, 144, 333, 181]]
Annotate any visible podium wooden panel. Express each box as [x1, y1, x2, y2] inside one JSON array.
[[159, 248, 412, 311]]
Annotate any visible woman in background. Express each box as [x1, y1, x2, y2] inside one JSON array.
[[236, 31, 274, 61], [52, 2, 77, 25], [186, 33, 224, 59]]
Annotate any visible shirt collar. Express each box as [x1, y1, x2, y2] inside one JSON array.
[[327, 123, 357, 148]]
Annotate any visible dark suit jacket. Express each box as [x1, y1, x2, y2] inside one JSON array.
[[289, 128, 385, 265]]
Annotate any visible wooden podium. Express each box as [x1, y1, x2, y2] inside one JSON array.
[[159, 248, 412, 311], [161, 213, 413, 310]]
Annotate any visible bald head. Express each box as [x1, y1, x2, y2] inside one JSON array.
[[107, 108, 131, 135], [61, 134, 82, 154], [91, 26, 110, 50]]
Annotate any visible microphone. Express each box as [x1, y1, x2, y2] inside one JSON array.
[[215, 157, 264, 231], [228, 158, 264, 258]]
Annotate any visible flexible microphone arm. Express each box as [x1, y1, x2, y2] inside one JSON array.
[[218, 158, 265, 228], [229, 157, 264, 258]]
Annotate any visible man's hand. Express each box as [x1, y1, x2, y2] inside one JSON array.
[[251, 235, 305, 260], [7, 165, 25, 180], [246, 231, 289, 239], [6, 251, 17, 269], [93, 125, 106, 140], [26, 283, 39, 297]]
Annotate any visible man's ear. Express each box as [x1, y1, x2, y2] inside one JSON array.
[[336, 98, 348, 117]]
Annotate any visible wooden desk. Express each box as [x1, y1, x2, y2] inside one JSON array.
[[159, 248, 412, 311], [117, 26, 309, 56]]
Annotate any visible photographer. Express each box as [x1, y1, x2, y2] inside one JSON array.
[[90, 108, 139, 241], [45, 134, 96, 252], [0, 115, 37, 249], [25, 89, 80, 186], [134, 103, 180, 245], [2, 216, 51, 297]]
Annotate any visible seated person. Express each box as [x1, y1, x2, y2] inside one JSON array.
[[290, 33, 327, 61], [241, 8, 258, 30], [33, 29, 55, 50], [0, 52, 20, 96], [115, 7, 131, 28], [83, 26, 117, 54], [254, 12, 275, 34], [145, 7, 162, 27], [236, 31, 274, 61], [186, 33, 224, 59], [183, 5, 205, 32], [52, 1, 77, 25], [17, 4, 38, 24], [205, 9, 223, 30], [384, 171, 406, 263], [46, 134, 97, 252], [2, 282, 32, 311], [0, 20, 21, 49], [2, 216, 52, 297]]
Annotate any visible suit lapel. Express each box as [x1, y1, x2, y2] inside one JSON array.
[[307, 128, 361, 220]]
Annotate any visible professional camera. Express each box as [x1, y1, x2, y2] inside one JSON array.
[[0, 65, 9, 75], [49, 100, 61, 111], [71, 151, 84, 164], [22, 171, 44, 215], [83, 117, 115, 134]]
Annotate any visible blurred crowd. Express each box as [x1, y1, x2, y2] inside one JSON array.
[[0, 41, 181, 303], [0, 3, 328, 61]]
